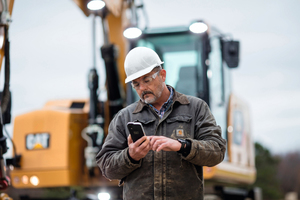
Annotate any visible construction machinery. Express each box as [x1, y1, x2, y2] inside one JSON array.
[[0, 0, 13, 194], [1, 0, 261, 199]]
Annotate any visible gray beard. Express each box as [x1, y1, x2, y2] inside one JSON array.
[[141, 82, 164, 104]]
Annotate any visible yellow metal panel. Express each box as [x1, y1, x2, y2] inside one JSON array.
[[204, 161, 256, 185], [12, 110, 70, 169], [11, 169, 74, 188], [103, 0, 123, 17], [68, 113, 88, 180], [72, 0, 124, 17], [227, 94, 256, 168], [213, 162, 256, 185], [72, 0, 90, 17], [106, 13, 128, 91], [203, 166, 217, 179], [204, 93, 256, 185], [11, 100, 89, 188], [227, 94, 234, 163]]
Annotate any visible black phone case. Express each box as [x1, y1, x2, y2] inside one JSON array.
[[127, 122, 145, 142]]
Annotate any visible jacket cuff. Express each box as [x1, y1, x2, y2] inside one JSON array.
[[181, 139, 196, 160], [127, 149, 140, 164], [125, 148, 142, 166]]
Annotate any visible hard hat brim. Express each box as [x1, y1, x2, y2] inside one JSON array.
[[125, 61, 164, 83]]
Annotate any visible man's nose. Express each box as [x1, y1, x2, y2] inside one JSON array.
[[139, 81, 148, 90]]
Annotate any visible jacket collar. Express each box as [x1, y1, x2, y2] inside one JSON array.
[[133, 85, 190, 114]]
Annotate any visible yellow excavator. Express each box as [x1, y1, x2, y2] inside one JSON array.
[[0, 0, 261, 199]]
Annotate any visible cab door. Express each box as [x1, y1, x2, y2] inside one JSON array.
[[208, 36, 229, 159]]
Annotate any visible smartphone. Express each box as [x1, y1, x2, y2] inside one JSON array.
[[127, 122, 146, 143]]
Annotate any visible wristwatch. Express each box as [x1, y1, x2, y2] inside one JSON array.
[[177, 139, 187, 152], [177, 138, 191, 157]]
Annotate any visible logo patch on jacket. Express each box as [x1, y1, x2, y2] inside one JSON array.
[[176, 129, 184, 137]]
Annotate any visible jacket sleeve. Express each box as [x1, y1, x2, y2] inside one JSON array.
[[184, 100, 226, 167], [96, 110, 141, 180]]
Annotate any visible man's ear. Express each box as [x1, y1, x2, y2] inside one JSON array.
[[160, 69, 166, 82]]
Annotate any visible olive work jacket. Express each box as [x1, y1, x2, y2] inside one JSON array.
[[96, 89, 226, 200]]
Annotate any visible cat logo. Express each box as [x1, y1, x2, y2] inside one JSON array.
[[26, 133, 50, 150]]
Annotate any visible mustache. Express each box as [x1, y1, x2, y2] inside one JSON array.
[[142, 91, 154, 98]]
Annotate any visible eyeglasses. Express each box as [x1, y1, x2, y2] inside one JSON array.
[[131, 70, 161, 90]]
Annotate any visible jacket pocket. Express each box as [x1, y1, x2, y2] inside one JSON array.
[[192, 164, 203, 183], [135, 119, 156, 136], [135, 118, 156, 125], [165, 115, 192, 123], [166, 115, 193, 139]]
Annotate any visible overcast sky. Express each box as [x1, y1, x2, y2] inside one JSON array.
[[3, 0, 300, 156]]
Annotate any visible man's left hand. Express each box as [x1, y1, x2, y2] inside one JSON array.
[[148, 136, 181, 152]]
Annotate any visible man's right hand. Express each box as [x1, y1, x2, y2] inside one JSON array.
[[128, 135, 151, 161]]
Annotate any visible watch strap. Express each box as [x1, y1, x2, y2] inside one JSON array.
[[177, 139, 191, 157]]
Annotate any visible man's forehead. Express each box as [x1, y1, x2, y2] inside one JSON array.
[[132, 71, 152, 82]]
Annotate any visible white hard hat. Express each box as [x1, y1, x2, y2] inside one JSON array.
[[124, 47, 164, 83]]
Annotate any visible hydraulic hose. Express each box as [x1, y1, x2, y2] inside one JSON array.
[[1, 26, 10, 115]]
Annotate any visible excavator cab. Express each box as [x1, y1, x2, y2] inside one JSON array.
[[129, 27, 208, 102]]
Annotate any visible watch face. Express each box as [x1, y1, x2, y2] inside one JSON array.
[[178, 139, 186, 143], [177, 139, 186, 153]]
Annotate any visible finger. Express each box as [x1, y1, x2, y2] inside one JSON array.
[[138, 137, 149, 149], [150, 137, 160, 147], [140, 142, 152, 155], [135, 136, 147, 146], [147, 136, 154, 143], [152, 140, 161, 151], [156, 143, 168, 152], [147, 136, 153, 140], [147, 136, 153, 148], [128, 134, 133, 145]]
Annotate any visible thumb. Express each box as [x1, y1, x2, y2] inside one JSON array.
[[128, 134, 133, 145]]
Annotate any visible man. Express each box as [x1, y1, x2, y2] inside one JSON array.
[[96, 47, 226, 200]]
